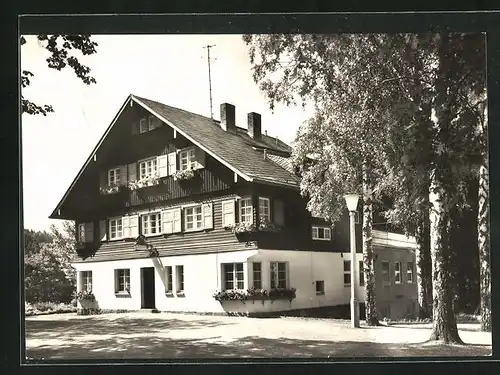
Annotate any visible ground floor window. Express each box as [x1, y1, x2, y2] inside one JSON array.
[[381, 261, 390, 285], [223, 263, 244, 290], [315, 280, 325, 295], [270, 262, 288, 289], [81, 271, 92, 291], [343, 260, 351, 286], [175, 265, 184, 293], [394, 262, 402, 284], [165, 266, 173, 293], [406, 262, 414, 283], [115, 269, 130, 293], [252, 262, 261, 289]]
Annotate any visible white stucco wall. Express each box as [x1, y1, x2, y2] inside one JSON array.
[[73, 249, 365, 314]]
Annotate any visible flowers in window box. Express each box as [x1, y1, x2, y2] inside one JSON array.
[[225, 221, 257, 233], [173, 169, 196, 181], [213, 287, 296, 302], [128, 175, 160, 190], [77, 290, 96, 302], [258, 217, 282, 232], [99, 183, 122, 195]]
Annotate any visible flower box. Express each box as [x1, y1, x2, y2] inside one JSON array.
[[128, 175, 161, 191], [173, 169, 197, 181], [213, 287, 296, 302], [224, 222, 257, 234]]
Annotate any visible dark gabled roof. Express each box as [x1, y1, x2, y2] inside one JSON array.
[[132, 95, 299, 187], [50, 94, 299, 218]]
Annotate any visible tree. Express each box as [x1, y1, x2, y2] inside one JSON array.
[[24, 222, 77, 303], [21, 34, 98, 116]]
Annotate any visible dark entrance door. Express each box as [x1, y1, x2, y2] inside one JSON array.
[[141, 267, 156, 309]]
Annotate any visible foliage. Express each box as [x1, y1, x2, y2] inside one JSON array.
[[24, 222, 76, 303], [21, 34, 98, 116], [25, 301, 77, 316], [99, 183, 123, 195], [128, 175, 161, 190], [258, 217, 282, 232], [225, 221, 256, 233], [76, 290, 96, 302], [213, 287, 297, 302], [173, 169, 196, 181]]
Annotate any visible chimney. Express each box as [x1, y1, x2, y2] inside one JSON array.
[[220, 103, 236, 132], [247, 112, 262, 140]]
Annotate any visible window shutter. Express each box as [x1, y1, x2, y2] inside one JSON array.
[[195, 148, 206, 169], [99, 220, 107, 242], [78, 223, 86, 243], [221, 200, 235, 227], [122, 216, 130, 238], [99, 171, 106, 190], [167, 152, 177, 175], [85, 222, 94, 243], [273, 199, 285, 226], [119, 165, 128, 186], [162, 209, 174, 234], [203, 203, 213, 229], [173, 208, 182, 233], [157, 155, 169, 178], [129, 215, 139, 238], [128, 163, 137, 183]]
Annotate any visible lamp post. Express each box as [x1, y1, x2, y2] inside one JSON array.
[[344, 194, 360, 328]]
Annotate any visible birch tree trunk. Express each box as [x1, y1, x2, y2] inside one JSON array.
[[478, 101, 491, 332], [362, 163, 379, 326], [428, 33, 463, 343]]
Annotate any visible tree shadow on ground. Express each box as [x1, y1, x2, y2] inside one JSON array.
[[25, 316, 236, 341], [26, 334, 491, 361]]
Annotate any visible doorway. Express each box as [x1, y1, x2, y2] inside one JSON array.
[[141, 267, 156, 309]]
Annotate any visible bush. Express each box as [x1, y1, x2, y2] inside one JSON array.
[[25, 301, 77, 316]]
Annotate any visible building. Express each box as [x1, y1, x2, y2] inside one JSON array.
[[49, 94, 418, 319]]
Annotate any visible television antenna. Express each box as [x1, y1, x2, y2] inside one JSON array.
[[203, 44, 216, 119]]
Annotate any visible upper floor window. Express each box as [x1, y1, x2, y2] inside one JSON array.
[[381, 261, 390, 285], [180, 148, 197, 171], [406, 262, 414, 283], [148, 115, 161, 131], [78, 222, 94, 243], [270, 262, 288, 289], [394, 262, 402, 284], [185, 205, 203, 231], [139, 158, 158, 178], [259, 197, 270, 222], [139, 118, 148, 134], [108, 168, 121, 186], [142, 213, 161, 236], [109, 217, 123, 240], [239, 197, 253, 223], [312, 226, 332, 241]]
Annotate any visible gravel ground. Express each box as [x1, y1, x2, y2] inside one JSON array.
[[25, 311, 492, 360]]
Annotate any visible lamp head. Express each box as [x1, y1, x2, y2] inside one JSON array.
[[344, 194, 360, 212]]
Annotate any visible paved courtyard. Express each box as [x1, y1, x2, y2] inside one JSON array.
[[25, 311, 492, 360]]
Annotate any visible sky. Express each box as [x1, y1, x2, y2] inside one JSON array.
[[21, 34, 314, 232]]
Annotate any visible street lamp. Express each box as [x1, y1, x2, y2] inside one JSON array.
[[344, 194, 360, 328]]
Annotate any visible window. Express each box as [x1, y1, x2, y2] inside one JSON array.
[[381, 261, 390, 285], [359, 261, 365, 286], [109, 218, 123, 240], [165, 266, 173, 293], [185, 205, 203, 231], [176, 265, 184, 293], [180, 148, 197, 171], [148, 115, 160, 131], [239, 197, 253, 223], [142, 213, 162, 236], [115, 269, 130, 293], [108, 168, 121, 186], [394, 262, 402, 284], [259, 197, 270, 223], [223, 263, 244, 290], [252, 262, 262, 289], [270, 262, 288, 289], [81, 271, 92, 291], [139, 118, 148, 133], [343, 260, 351, 286], [406, 262, 414, 283], [312, 226, 332, 241], [139, 158, 158, 178], [316, 280, 325, 295]]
